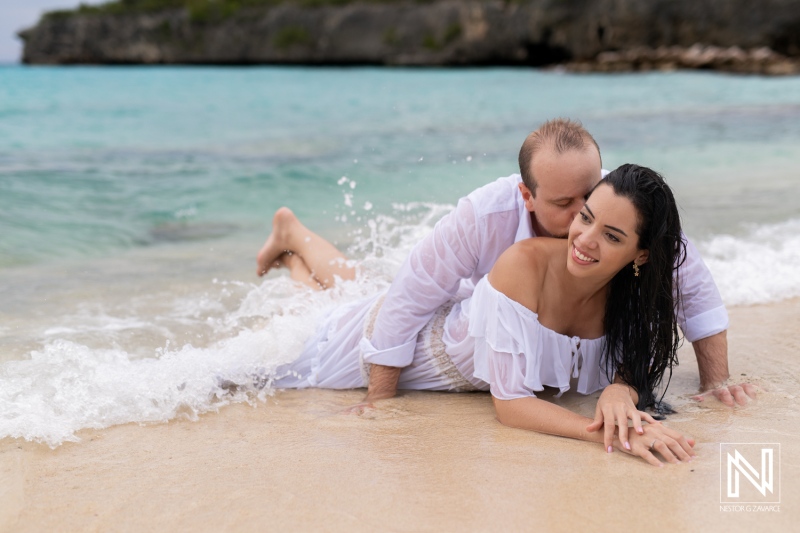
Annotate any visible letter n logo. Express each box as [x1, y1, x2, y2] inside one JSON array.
[[720, 443, 780, 503], [727, 449, 772, 497]]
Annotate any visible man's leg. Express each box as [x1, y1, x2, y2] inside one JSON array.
[[256, 207, 356, 288]]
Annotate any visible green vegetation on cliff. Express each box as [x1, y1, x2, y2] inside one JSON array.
[[46, 0, 434, 22], [26, 0, 800, 71]]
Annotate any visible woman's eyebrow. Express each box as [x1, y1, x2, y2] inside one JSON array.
[[585, 204, 628, 236], [605, 225, 628, 237]]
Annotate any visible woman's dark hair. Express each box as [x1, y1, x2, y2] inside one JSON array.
[[598, 164, 687, 410]]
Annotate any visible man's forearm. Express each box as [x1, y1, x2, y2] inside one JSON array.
[[692, 330, 729, 391], [364, 364, 402, 401]]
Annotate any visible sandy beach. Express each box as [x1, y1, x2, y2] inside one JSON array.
[[1, 298, 797, 532]]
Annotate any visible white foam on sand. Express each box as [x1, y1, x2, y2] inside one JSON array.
[[0, 280, 323, 448]]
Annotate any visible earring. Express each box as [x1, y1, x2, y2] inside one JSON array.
[[633, 263, 640, 277]]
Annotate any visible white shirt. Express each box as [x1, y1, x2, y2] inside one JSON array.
[[359, 173, 729, 368]]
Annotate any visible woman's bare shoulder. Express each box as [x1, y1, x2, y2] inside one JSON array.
[[488, 238, 561, 310]]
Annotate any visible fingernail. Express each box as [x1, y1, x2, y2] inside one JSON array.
[[607, 446, 613, 453], [637, 427, 643, 434], [624, 441, 631, 450], [658, 463, 663, 468]]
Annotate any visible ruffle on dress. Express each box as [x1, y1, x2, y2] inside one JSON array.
[[467, 277, 613, 400]]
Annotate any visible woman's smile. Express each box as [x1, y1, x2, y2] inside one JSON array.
[[572, 243, 598, 264]]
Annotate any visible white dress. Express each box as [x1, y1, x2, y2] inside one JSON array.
[[273, 276, 614, 398]]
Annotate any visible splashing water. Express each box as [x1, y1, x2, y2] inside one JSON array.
[[0, 203, 451, 447]]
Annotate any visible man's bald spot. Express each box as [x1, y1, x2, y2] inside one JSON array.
[[519, 119, 601, 197]]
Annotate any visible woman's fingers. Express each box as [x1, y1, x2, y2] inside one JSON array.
[[616, 408, 631, 450], [665, 436, 694, 462], [639, 411, 659, 425], [652, 439, 681, 464], [585, 419, 603, 432], [638, 446, 664, 467], [646, 427, 697, 463], [649, 433, 692, 463], [604, 407, 618, 451], [660, 427, 697, 457], [616, 408, 650, 450], [585, 407, 604, 432], [631, 410, 644, 436], [605, 408, 653, 450]]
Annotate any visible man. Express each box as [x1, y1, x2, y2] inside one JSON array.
[[357, 118, 756, 411]]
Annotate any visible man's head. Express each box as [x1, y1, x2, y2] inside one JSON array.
[[518, 118, 602, 238]]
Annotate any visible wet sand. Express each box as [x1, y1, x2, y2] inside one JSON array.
[[1, 299, 798, 532]]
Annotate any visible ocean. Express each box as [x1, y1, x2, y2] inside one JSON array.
[[1, 65, 799, 447]]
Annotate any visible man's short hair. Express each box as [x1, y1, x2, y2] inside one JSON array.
[[518, 118, 601, 196]]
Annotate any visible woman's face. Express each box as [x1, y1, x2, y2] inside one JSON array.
[[566, 183, 649, 280]]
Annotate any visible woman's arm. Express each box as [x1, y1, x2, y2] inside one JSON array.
[[493, 395, 605, 443], [493, 395, 696, 467], [483, 246, 694, 466]]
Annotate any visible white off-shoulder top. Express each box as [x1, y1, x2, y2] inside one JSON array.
[[443, 276, 614, 400]]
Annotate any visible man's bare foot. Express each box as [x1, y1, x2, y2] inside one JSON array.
[[256, 207, 300, 276], [269, 251, 291, 270]]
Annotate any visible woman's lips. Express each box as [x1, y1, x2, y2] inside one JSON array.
[[572, 243, 598, 265]]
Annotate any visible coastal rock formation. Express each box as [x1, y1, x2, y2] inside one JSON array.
[[17, 0, 800, 73], [568, 45, 800, 75]]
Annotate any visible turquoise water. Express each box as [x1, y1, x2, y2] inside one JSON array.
[[3, 66, 800, 267], [1, 66, 800, 445]]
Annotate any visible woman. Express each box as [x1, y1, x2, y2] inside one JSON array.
[[255, 164, 696, 467]]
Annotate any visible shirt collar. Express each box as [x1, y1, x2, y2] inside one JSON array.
[[514, 194, 536, 243]]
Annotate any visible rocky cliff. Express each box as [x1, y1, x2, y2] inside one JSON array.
[[17, 0, 800, 73]]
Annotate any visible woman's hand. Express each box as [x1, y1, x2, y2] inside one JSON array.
[[587, 383, 657, 452], [613, 422, 697, 467]]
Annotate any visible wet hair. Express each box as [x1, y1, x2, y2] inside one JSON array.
[[518, 118, 601, 196], [598, 164, 686, 410]]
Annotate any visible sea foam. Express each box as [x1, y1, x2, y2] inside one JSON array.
[[0, 204, 448, 447], [700, 218, 800, 306]]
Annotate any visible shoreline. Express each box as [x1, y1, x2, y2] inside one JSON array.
[[2, 297, 798, 530]]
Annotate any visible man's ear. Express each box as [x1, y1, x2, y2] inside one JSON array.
[[635, 250, 649, 266], [518, 182, 535, 211]]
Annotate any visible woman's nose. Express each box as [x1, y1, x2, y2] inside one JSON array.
[[581, 229, 600, 249]]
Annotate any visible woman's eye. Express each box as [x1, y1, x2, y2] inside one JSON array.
[[579, 212, 589, 222], [606, 233, 620, 243]]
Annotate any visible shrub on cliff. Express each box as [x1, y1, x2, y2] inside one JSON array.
[[44, 0, 435, 21]]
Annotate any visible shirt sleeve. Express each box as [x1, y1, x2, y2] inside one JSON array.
[[359, 196, 483, 367], [676, 234, 729, 342]]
